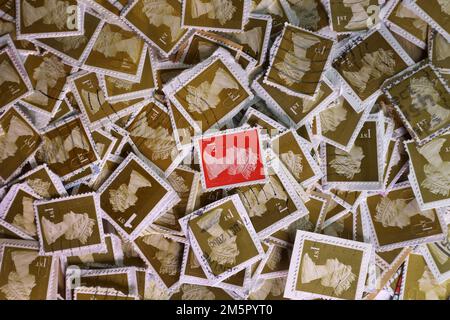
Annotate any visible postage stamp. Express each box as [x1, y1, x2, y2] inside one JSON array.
[[0, 183, 42, 238], [194, 127, 268, 191], [133, 229, 185, 291], [420, 214, 450, 283], [218, 13, 271, 67], [400, 252, 450, 300], [31, 10, 103, 67], [0, 34, 33, 111], [328, 0, 382, 33], [69, 71, 145, 128], [271, 129, 322, 188], [384, 62, 450, 146], [34, 114, 100, 181], [0, 217, 35, 240], [264, 23, 335, 99], [64, 233, 123, 268], [34, 192, 106, 256], [121, 0, 191, 57], [14, 163, 67, 198], [259, 243, 291, 279], [405, 0, 450, 41], [21, 52, 73, 116], [382, 0, 428, 49], [329, 24, 415, 112], [270, 192, 329, 245], [232, 154, 308, 239], [239, 105, 287, 140], [91, 129, 116, 162], [15, 0, 84, 40], [125, 99, 187, 177], [428, 29, 450, 73], [152, 166, 200, 235], [163, 48, 254, 133], [99, 47, 157, 103], [0, 105, 41, 184], [361, 183, 447, 251], [280, 0, 328, 31], [284, 230, 373, 300], [320, 114, 385, 191], [404, 133, 450, 210], [97, 152, 179, 240], [0, 239, 59, 300], [181, 0, 251, 32], [248, 276, 287, 300], [82, 20, 147, 81], [253, 74, 338, 128], [318, 96, 372, 152], [180, 244, 251, 295], [179, 194, 265, 284], [65, 266, 138, 300], [178, 31, 257, 73]]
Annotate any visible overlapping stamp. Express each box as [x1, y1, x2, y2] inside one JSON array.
[[97, 153, 179, 240], [320, 114, 385, 191], [0, 239, 58, 300], [0, 34, 33, 111], [15, 0, 84, 39], [121, 0, 191, 57], [328, 0, 382, 33], [34, 192, 105, 256], [179, 194, 265, 283], [0, 183, 41, 238], [264, 23, 335, 99], [133, 229, 185, 290], [253, 74, 338, 128], [31, 9, 103, 67], [181, 0, 251, 32], [400, 252, 450, 300], [34, 115, 99, 181], [285, 230, 373, 300], [382, 0, 428, 49], [163, 48, 254, 133], [0, 105, 41, 184], [361, 183, 446, 251], [329, 24, 414, 112], [126, 99, 188, 177], [82, 20, 147, 81], [232, 154, 307, 238], [404, 133, 450, 210], [405, 0, 450, 41], [384, 62, 450, 146]]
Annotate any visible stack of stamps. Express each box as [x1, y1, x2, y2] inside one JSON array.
[[0, 0, 449, 300]]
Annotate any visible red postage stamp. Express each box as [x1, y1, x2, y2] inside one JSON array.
[[195, 127, 267, 190]]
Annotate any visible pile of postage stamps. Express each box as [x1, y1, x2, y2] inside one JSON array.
[[0, 0, 449, 301]]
